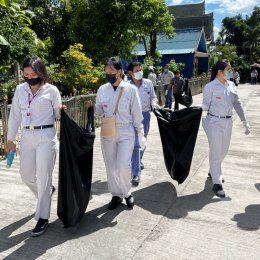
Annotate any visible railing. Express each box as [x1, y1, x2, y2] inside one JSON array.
[[0, 94, 98, 158], [188, 77, 210, 96]]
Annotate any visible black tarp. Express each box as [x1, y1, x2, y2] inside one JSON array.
[[57, 110, 95, 227], [153, 107, 202, 184]]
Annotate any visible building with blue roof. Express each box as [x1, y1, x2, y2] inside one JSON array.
[[132, 28, 209, 79]]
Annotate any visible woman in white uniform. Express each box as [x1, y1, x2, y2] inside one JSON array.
[[202, 60, 250, 198], [95, 58, 144, 210], [6, 57, 62, 236]]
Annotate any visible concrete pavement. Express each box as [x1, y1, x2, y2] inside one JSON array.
[[0, 83, 259, 260]]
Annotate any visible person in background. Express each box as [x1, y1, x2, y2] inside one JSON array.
[[6, 57, 63, 237], [230, 68, 240, 86], [95, 58, 144, 209], [170, 70, 185, 111], [160, 64, 174, 109], [250, 68, 258, 85], [202, 60, 250, 198], [147, 66, 157, 90], [127, 61, 159, 186]]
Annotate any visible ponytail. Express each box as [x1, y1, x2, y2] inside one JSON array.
[[210, 60, 229, 82]]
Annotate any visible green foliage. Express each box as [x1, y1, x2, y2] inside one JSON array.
[[68, 0, 174, 61], [167, 59, 185, 73], [142, 57, 155, 78], [218, 6, 260, 63], [26, 0, 71, 63], [0, 1, 39, 73], [48, 43, 105, 94], [0, 77, 16, 101]]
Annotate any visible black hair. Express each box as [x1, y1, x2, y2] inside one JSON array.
[[126, 61, 141, 72], [210, 60, 229, 82], [174, 70, 180, 75], [104, 57, 122, 70], [23, 56, 48, 84]]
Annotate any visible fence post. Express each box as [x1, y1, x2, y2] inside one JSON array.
[[2, 99, 8, 154]]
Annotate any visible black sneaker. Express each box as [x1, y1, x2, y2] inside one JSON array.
[[31, 218, 49, 237], [108, 196, 122, 210], [208, 173, 225, 183], [132, 176, 140, 186], [140, 162, 144, 170], [125, 195, 134, 209], [212, 184, 226, 198]]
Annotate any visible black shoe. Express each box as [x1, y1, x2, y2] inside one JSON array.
[[132, 176, 140, 186], [212, 184, 226, 198], [31, 218, 49, 237], [140, 162, 144, 170], [125, 195, 134, 209], [208, 173, 225, 183], [108, 196, 122, 210]]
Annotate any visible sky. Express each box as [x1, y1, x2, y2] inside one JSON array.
[[166, 0, 258, 39]]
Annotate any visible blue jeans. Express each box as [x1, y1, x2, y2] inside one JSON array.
[[131, 112, 151, 177], [165, 85, 173, 109]]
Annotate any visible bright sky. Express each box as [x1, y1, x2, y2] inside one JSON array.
[[166, 0, 258, 40]]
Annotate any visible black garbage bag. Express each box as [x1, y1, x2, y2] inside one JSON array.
[[153, 107, 202, 184], [179, 80, 193, 107], [57, 110, 95, 228]]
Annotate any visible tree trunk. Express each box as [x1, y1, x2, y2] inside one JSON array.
[[142, 36, 149, 57], [150, 31, 157, 59]]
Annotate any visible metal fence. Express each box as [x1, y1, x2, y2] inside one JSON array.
[[0, 94, 98, 158]]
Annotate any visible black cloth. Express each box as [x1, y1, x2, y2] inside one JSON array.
[[57, 110, 95, 228], [153, 107, 202, 184]]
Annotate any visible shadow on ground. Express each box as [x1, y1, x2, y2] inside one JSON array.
[[165, 178, 232, 219], [0, 180, 230, 259], [232, 183, 260, 231]]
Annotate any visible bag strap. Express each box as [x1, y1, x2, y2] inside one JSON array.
[[113, 87, 123, 114]]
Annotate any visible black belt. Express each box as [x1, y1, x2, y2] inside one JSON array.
[[208, 113, 231, 119], [24, 124, 54, 130]]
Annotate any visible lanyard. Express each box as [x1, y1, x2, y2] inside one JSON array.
[[28, 88, 41, 106], [26, 89, 41, 116]]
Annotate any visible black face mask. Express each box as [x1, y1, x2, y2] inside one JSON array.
[[24, 77, 41, 86], [105, 74, 117, 85]]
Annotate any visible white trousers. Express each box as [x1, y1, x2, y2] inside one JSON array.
[[202, 116, 232, 184], [101, 126, 135, 198], [19, 128, 57, 220]]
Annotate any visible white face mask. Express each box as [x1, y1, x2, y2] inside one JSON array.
[[133, 71, 143, 80]]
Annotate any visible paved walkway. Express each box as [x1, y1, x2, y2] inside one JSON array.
[[0, 83, 259, 260]]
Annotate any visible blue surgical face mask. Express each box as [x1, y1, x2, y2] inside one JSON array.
[[224, 69, 233, 80], [106, 74, 117, 85]]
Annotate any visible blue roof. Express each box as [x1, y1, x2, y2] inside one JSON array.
[[133, 28, 208, 55]]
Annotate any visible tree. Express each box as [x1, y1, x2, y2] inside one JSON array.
[[136, 0, 174, 59], [0, 1, 38, 73], [26, 0, 72, 63], [68, 0, 174, 62]]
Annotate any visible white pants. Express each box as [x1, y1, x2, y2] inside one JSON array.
[[101, 126, 135, 198], [19, 128, 57, 220], [202, 116, 232, 184]]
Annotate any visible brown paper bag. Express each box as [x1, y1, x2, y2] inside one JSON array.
[[100, 115, 116, 138]]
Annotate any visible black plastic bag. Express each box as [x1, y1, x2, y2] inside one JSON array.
[[179, 80, 193, 107], [153, 107, 202, 184], [57, 110, 95, 227]]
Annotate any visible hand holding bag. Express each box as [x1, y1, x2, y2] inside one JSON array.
[[100, 88, 123, 138]]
